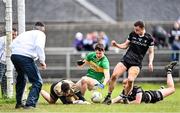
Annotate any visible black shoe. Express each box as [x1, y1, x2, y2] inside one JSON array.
[[165, 61, 178, 72], [15, 104, 25, 109], [23, 105, 35, 109], [102, 95, 111, 105]]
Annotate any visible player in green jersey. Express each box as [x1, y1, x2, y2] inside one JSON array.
[[76, 43, 110, 96]]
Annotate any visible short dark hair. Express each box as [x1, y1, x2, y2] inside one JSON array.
[[12, 28, 17, 32], [61, 82, 70, 93], [35, 22, 45, 27], [134, 21, 145, 29], [94, 43, 104, 51], [34, 22, 45, 31]]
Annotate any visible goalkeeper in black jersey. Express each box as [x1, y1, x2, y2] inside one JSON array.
[[112, 61, 177, 104]]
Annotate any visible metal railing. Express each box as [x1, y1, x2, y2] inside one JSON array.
[[43, 48, 180, 82]]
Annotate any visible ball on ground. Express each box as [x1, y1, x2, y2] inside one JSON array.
[[91, 91, 103, 103]]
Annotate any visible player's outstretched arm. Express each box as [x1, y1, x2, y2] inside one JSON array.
[[111, 40, 130, 49], [103, 69, 110, 86], [112, 96, 123, 104], [148, 46, 154, 72], [129, 93, 142, 104]]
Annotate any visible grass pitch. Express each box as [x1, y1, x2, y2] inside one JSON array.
[[0, 82, 180, 113]]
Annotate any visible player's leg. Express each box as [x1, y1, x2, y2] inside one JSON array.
[[103, 62, 127, 104], [108, 62, 127, 94], [104, 62, 127, 99], [76, 76, 98, 95], [40, 90, 57, 104], [76, 77, 87, 96], [125, 66, 140, 95], [159, 61, 177, 98]]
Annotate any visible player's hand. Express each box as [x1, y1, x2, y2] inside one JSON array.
[[111, 40, 117, 47], [95, 83, 104, 89], [73, 100, 91, 104], [77, 59, 85, 66], [40, 63, 46, 70], [148, 63, 153, 72], [120, 94, 129, 104], [123, 98, 129, 104], [73, 100, 84, 104]]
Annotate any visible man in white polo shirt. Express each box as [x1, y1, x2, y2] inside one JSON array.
[[10, 22, 46, 109]]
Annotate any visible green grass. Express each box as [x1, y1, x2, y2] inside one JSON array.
[[0, 83, 180, 113]]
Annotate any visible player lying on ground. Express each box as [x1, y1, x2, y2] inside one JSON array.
[[41, 79, 90, 104], [112, 61, 177, 104]]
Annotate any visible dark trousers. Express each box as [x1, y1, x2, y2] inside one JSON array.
[[171, 45, 179, 61], [11, 54, 43, 107], [0, 62, 6, 82], [0, 62, 7, 97]]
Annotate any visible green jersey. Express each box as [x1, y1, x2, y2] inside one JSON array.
[[85, 52, 110, 83]]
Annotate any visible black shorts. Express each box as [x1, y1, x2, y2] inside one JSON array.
[[50, 82, 59, 101], [145, 90, 163, 103], [121, 60, 142, 70]]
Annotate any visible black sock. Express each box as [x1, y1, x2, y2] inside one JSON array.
[[107, 92, 112, 97], [167, 69, 172, 74]]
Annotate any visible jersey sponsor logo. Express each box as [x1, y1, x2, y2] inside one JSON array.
[[132, 37, 136, 40], [138, 38, 142, 42], [131, 40, 147, 47]]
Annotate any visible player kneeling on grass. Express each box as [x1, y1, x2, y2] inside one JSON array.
[[112, 61, 177, 104], [76, 43, 110, 96], [41, 79, 90, 104]]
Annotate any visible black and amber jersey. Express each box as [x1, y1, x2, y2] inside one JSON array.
[[122, 31, 154, 65], [50, 80, 85, 104]]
